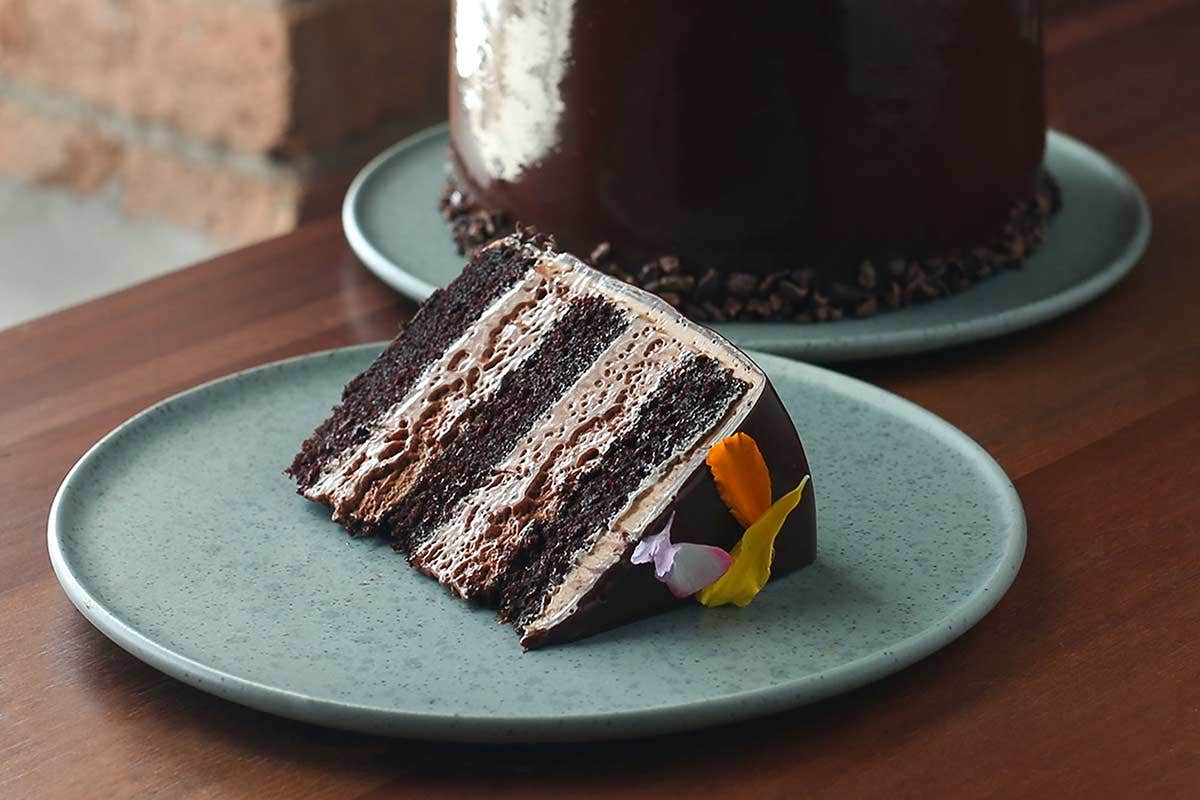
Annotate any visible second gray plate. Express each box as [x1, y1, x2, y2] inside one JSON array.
[[344, 125, 1149, 362]]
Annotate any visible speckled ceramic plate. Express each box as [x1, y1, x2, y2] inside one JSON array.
[[48, 346, 1024, 742], [344, 124, 1150, 362]]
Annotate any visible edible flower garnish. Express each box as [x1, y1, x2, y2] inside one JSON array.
[[706, 432, 772, 527], [631, 514, 733, 598], [696, 475, 810, 607], [633, 432, 811, 607]]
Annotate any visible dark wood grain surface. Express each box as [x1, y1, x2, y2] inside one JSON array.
[[3, 2, 1199, 797]]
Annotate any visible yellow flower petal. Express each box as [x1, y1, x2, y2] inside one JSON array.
[[696, 475, 810, 607], [706, 432, 771, 527]]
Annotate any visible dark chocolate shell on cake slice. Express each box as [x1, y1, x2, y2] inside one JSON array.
[[288, 232, 816, 647]]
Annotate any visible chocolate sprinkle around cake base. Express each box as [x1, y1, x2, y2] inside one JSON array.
[[438, 166, 1062, 324]]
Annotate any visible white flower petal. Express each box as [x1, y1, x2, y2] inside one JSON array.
[[662, 544, 733, 598]]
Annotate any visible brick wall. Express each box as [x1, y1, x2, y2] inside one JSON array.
[[0, 0, 449, 244]]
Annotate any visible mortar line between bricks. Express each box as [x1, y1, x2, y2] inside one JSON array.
[[0, 76, 424, 183]]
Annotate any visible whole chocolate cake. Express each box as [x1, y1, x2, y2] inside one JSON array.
[[442, 0, 1058, 322], [290, 231, 816, 647]]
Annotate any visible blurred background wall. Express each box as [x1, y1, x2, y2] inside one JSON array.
[[0, 0, 449, 246]]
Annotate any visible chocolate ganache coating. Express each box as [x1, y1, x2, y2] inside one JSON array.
[[449, 0, 1046, 278], [527, 383, 817, 648]]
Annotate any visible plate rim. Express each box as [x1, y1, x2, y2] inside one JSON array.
[[343, 124, 1151, 362], [343, 123, 453, 304], [47, 345, 1026, 742]]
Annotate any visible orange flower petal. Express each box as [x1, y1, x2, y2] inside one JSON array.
[[706, 432, 771, 527]]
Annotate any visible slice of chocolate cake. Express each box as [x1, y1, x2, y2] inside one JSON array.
[[289, 232, 816, 647]]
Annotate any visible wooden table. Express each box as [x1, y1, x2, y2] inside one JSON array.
[[3, 3, 1199, 797]]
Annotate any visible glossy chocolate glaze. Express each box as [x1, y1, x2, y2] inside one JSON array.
[[450, 0, 1045, 276]]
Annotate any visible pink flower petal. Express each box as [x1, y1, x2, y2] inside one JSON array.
[[662, 543, 733, 598]]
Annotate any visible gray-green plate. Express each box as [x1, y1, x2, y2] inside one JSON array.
[[48, 347, 1024, 742], [344, 124, 1150, 362]]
